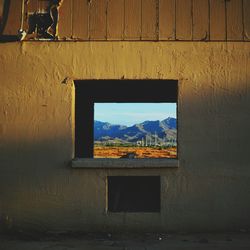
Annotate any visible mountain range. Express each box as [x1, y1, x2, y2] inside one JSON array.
[[94, 117, 177, 144]]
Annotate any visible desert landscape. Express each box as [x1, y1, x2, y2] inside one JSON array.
[[94, 145, 177, 158], [94, 116, 177, 158]]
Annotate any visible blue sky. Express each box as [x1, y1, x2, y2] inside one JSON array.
[[94, 103, 176, 126]]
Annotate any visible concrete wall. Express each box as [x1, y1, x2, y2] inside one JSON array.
[[0, 42, 250, 233]]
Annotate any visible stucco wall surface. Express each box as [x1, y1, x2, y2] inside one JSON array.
[[0, 42, 250, 233]]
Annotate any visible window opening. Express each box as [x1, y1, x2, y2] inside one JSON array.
[[74, 80, 178, 159], [94, 103, 177, 158]]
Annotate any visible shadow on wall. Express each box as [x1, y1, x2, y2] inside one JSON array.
[[0, 136, 75, 233], [1, 136, 71, 171], [0, 79, 250, 233], [179, 77, 250, 169]]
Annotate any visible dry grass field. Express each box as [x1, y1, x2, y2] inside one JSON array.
[[94, 146, 177, 158]]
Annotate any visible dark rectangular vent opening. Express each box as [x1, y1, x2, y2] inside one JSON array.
[[108, 176, 160, 212]]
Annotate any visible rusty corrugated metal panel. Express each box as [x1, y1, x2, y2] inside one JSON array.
[[2, 0, 22, 35], [0, 0, 9, 35], [58, 0, 72, 39], [226, 0, 243, 41], [176, 0, 192, 40], [107, 0, 124, 40], [0, 0, 3, 16], [244, 0, 250, 40], [72, 0, 88, 40], [210, 0, 226, 40], [193, 0, 209, 41], [2, 0, 250, 42], [141, 0, 158, 40], [27, 0, 38, 13], [89, 0, 107, 40], [124, 0, 141, 40], [159, 0, 175, 40]]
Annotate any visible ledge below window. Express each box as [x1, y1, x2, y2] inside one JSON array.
[[71, 158, 179, 169]]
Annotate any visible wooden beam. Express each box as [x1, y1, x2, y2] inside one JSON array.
[[210, 0, 226, 40], [159, 0, 176, 40], [193, 0, 209, 40], [176, 0, 192, 40], [141, 0, 158, 40], [58, 0, 73, 39], [72, 0, 88, 40], [124, 0, 141, 40], [226, 0, 243, 40], [107, 0, 124, 40], [243, 0, 250, 40], [89, 0, 107, 40]]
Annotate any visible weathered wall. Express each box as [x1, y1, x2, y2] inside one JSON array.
[[2, 0, 250, 41], [0, 42, 250, 233]]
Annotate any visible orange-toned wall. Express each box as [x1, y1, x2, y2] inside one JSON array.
[[0, 41, 250, 232], [2, 0, 250, 41]]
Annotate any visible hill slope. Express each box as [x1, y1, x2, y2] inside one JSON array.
[[94, 118, 177, 144]]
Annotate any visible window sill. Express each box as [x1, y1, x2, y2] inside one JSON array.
[[71, 158, 179, 169]]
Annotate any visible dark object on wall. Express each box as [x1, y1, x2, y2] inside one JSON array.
[[28, 12, 53, 39], [27, 0, 63, 39], [108, 176, 161, 212]]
